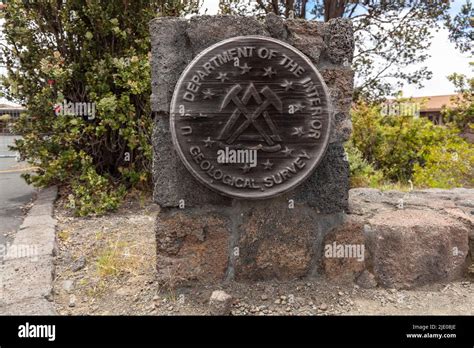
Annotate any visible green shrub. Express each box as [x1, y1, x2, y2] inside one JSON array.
[[70, 167, 126, 217], [350, 101, 473, 187], [345, 143, 384, 188], [413, 141, 474, 188], [0, 1, 168, 215]]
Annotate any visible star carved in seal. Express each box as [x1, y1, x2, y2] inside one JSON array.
[[262, 67, 276, 78], [217, 72, 229, 82], [281, 146, 294, 157], [262, 159, 274, 170], [291, 126, 305, 137], [241, 163, 252, 173], [280, 80, 294, 91], [202, 88, 215, 100], [203, 137, 214, 148], [291, 102, 306, 113], [239, 63, 252, 75]]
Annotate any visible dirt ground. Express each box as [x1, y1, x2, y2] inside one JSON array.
[[52, 196, 474, 316]]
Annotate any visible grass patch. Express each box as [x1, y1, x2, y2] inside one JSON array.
[[57, 229, 70, 242], [94, 237, 148, 278]]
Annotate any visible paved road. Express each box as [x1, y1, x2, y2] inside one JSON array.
[[0, 135, 20, 157], [0, 156, 36, 258]]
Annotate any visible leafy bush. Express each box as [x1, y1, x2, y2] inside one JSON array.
[[350, 101, 473, 188], [70, 167, 126, 217], [0, 0, 166, 215], [413, 141, 474, 188], [442, 68, 474, 133], [345, 143, 384, 188]]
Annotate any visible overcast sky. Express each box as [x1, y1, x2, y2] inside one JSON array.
[[402, 27, 471, 97], [400, 0, 472, 97], [1, 0, 472, 105]]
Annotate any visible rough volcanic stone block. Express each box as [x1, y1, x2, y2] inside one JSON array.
[[292, 142, 350, 213], [233, 198, 318, 281], [365, 209, 470, 289], [152, 114, 231, 207], [321, 217, 365, 283], [264, 13, 290, 41], [150, 18, 192, 113], [233, 197, 344, 281], [155, 210, 231, 284], [284, 18, 326, 63], [187, 15, 269, 54], [324, 18, 354, 65], [321, 67, 354, 143], [150, 14, 355, 284], [321, 66, 355, 112], [333, 111, 353, 143]]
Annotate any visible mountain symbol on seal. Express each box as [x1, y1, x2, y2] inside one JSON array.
[[217, 83, 283, 152]]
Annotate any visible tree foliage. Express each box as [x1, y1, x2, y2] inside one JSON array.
[[0, 0, 165, 215], [221, 0, 471, 100], [445, 0, 474, 53], [412, 140, 474, 188], [157, 0, 201, 16], [442, 63, 474, 134]]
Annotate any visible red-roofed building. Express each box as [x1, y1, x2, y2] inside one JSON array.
[[410, 94, 460, 125]]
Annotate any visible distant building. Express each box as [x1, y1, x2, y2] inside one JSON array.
[[382, 94, 473, 143], [0, 104, 26, 134], [410, 94, 460, 125], [382, 94, 461, 125]]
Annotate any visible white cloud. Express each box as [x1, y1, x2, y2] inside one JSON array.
[[401, 28, 472, 97], [199, 0, 220, 15]]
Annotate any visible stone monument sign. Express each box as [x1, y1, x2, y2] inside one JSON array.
[[151, 14, 354, 284]]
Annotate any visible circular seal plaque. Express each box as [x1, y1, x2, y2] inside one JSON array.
[[170, 36, 332, 199]]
